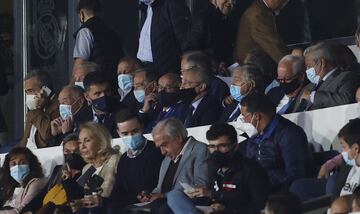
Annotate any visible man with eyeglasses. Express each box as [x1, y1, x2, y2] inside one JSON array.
[[166, 123, 270, 214], [267, 54, 308, 114], [139, 73, 188, 133], [239, 92, 310, 191]]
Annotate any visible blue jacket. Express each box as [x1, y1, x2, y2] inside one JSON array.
[[244, 114, 309, 188]]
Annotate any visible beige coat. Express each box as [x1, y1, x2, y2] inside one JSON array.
[[234, 0, 289, 63], [0, 178, 47, 214]]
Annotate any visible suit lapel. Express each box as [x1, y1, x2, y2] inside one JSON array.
[[158, 157, 171, 189], [318, 69, 340, 91], [172, 138, 195, 186]]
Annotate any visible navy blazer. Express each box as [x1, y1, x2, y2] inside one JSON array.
[[74, 105, 119, 138], [185, 93, 223, 128], [122, 90, 143, 114], [209, 76, 230, 103], [219, 101, 240, 123], [140, 102, 189, 134]]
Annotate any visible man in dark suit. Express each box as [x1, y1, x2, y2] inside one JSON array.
[[239, 93, 309, 191], [219, 64, 266, 122], [138, 118, 210, 213], [300, 43, 360, 110], [181, 65, 222, 128], [234, 0, 289, 63], [107, 109, 163, 213], [139, 73, 188, 133], [137, 0, 191, 75], [74, 72, 126, 137], [267, 55, 308, 114]]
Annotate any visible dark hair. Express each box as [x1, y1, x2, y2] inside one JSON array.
[[77, 0, 102, 14], [266, 192, 302, 214], [115, 108, 142, 125], [63, 133, 79, 146], [25, 70, 54, 91], [1, 147, 43, 203], [118, 57, 143, 71], [353, 186, 360, 209], [206, 123, 238, 144], [240, 92, 275, 115], [83, 72, 109, 92], [134, 68, 158, 84], [338, 118, 360, 146]]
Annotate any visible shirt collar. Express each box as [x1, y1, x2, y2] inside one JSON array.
[[322, 67, 337, 81], [127, 139, 148, 158], [257, 115, 280, 141], [174, 138, 190, 163], [191, 96, 204, 111]]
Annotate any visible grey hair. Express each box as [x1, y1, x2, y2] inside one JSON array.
[[304, 43, 336, 65], [74, 61, 100, 73], [279, 55, 306, 75], [25, 69, 53, 90], [61, 85, 84, 100], [233, 64, 258, 83], [152, 118, 188, 141]]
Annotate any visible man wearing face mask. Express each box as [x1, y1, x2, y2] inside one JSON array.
[[219, 64, 266, 122], [137, 0, 190, 75], [117, 57, 143, 102], [239, 93, 309, 191], [300, 43, 360, 110], [332, 118, 360, 198], [50, 85, 87, 146], [107, 109, 163, 213], [234, 0, 290, 63], [267, 55, 308, 114], [74, 72, 126, 138], [73, 0, 124, 94], [181, 66, 223, 128], [130, 68, 158, 113], [166, 123, 270, 214], [139, 73, 189, 133], [20, 70, 59, 149]]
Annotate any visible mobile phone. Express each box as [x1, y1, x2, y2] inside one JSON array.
[[41, 86, 52, 96]]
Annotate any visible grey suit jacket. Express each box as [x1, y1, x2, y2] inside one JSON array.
[[152, 136, 210, 193], [311, 69, 359, 110]]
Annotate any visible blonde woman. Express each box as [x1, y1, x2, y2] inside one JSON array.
[[71, 122, 120, 212]]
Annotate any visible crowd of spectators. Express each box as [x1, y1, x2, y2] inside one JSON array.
[[0, 0, 360, 213]]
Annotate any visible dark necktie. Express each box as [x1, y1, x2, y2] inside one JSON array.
[[184, 105, 195, 128], [312, 80, 324, 91], [96, 114, 105, 124], [227, 107, 240, 122]]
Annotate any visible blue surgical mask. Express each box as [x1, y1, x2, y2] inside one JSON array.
[[118, 74, 133, 92], [59, 104, 72, 120], [10, 164, 30, 184], [134, 90, 145, 103], [341, 151, 356, 166], [230, 84, 245, 102], [306, 67, 320, 84], [122, 133, 145, 151]]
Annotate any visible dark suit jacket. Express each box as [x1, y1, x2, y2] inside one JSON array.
[[185, 93, 223, 128], [20, 95, 59, 148], [122, 90, 143, 114], [74, 105, 119, 138], [234, 0, 289, 63], [219, 101, 239, 123], [267, 86, 307, 114], [310, 69, 359, 110], [209, 76, 230, 103], [140, 0, 191, 75]]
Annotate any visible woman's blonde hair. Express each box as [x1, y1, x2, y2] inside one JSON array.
[[79, 122, 118, 163]]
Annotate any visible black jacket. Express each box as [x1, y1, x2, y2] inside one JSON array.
[[219, 101, 240, 123], [139, 0, 191, 75], [212, 150, 271, 213], [185, 93, 223, 128]]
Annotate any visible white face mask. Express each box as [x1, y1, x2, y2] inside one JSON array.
[[26, 94, 38, 110], [75, 82, 84, 89], [236, 115, 258, 138]]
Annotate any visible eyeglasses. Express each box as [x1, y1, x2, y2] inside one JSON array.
[[239, 113, 251, 123], [208, 143, 233, 151]]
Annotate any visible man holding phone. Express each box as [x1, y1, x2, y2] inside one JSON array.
[[21, 70, 59, 148]]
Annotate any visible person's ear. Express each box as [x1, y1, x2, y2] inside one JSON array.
[[84, 92, 91, 103]]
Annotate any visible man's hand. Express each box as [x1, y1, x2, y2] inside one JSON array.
[[223, 96, 234, 106], [185, 187, 212, 198], [318, 166, 330, 179], [141, 93, 157, 113], [301, 89, 311, 101], [70, 199, 83, 213], [149, 193, 164, 202], [82, 194, 102, 208], [50, 118, 63, 136], [61, 117, 74, 134], [137, 191, 152, 202], [35, 91, 47, 109]]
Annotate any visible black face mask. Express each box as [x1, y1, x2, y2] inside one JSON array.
[[91, 96, 118, 113], [178, 88, 197, 104], [210, 151, 232, 168], [157, 91, 180, 107], [64, 153, 86, 171], [279, 78, 301, 95]]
